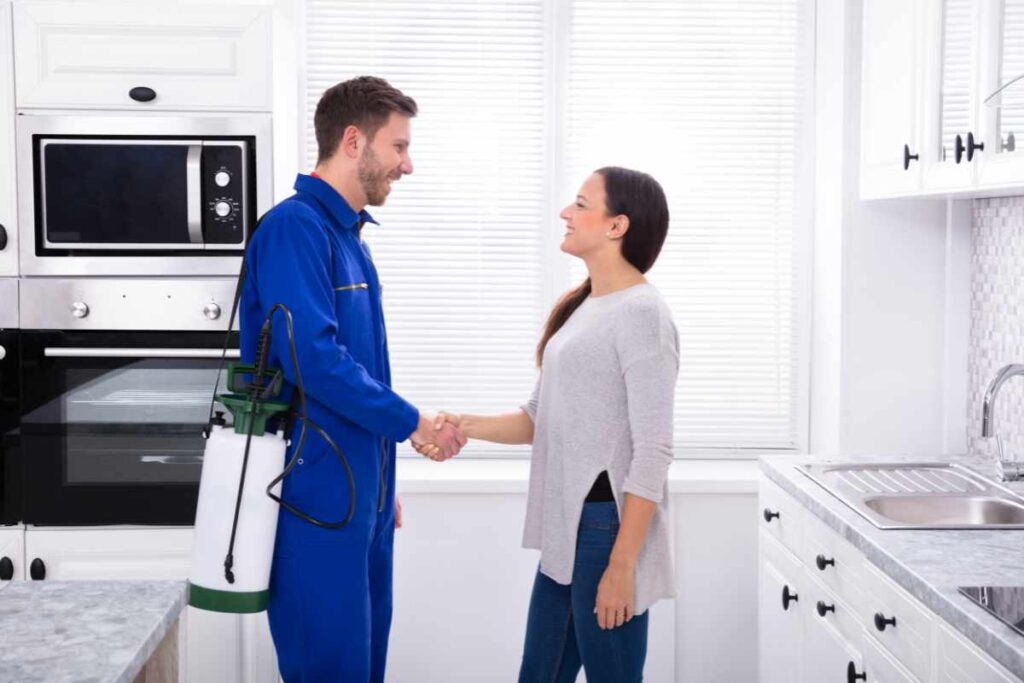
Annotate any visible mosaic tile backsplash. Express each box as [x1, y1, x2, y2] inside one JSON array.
[[968, 196, 1024, 477]]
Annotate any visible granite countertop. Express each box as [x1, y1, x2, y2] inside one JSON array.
[[0, 580, 187, 683], [760, 455, 1024, 679]]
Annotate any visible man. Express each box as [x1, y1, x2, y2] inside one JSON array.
[[240, 76, 464, 682]]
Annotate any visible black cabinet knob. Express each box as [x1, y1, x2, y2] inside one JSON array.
[[763, 508, 780, 523], [967, 131, 985, 161], [781, 584, 798, 611], [955, 134, 966, 164], [816, 600, 835, 617], [0, 224, 6, 251], [29, 558, 45, 580], [847, 661, 867, 682], [874, 612, 896, 631], [0, 556, 13, 580], [903, 143, 919, 170], [815, 554, 835, 571], [128, 86, 157, 103]]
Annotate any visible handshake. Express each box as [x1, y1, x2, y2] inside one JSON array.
[[409, 412, 466, 461]]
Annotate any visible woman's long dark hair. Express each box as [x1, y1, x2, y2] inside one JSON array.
[[535, 166, 670, 366]]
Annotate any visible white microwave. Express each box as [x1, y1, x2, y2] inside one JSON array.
[[16, 112, 272, 276]]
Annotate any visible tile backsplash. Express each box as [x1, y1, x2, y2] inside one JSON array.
[[968, 196, 1024, 476]]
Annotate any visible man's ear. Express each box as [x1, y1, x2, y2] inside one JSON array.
[[338, 124, 363, 159]]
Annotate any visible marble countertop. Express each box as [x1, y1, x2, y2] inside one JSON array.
[[760, 455, 1024, 679], [0, 580, 187, 683]]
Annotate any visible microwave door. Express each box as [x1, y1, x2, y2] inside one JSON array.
[[39, 139, 206, 251]]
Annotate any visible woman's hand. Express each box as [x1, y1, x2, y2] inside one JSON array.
[[594, 562, 635, 630], [411, 412, 466, 461]]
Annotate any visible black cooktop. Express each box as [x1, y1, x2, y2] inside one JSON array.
[[959, 586, 1024, 637]]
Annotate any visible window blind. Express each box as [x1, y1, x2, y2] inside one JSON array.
[[565, 0, 810, 450], [999, 0, 1024, 151], [304, 0, 812, 455], [940, 0, 974, 160]]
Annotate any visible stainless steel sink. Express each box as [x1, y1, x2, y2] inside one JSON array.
[[798, 462, 1024, 529]]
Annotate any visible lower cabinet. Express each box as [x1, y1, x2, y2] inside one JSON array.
[[22, 527, 280, 683], [758, 476, 1019, 683], [0, 525, 23, 581]]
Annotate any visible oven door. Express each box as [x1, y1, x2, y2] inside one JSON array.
[[19, 331, 238, 526], [0, 331, 20, 525]]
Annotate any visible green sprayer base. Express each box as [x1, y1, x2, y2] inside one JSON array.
[[188, 582, 269, 614]]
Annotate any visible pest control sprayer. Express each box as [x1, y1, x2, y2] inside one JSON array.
[[189, 290, 356, 614]]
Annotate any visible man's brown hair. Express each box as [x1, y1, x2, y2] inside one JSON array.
[[314, 76, 418, 164]]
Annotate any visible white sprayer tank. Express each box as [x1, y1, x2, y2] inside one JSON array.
[[188, 425, 285, 613]]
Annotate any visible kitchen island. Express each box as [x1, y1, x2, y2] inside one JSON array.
[[0, 580, 187, 682]]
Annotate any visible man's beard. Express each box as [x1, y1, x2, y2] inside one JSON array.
[[358, 145, 392, 206]]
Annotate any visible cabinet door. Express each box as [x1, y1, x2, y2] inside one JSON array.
[[803, 612, 862, 683], [976, 0, 1024, 189], [921, 0, 983, 192], [759, 532, 804, 683], [24, 528, 279, 683], [861, 0, 925, 198], [0, 526, 23, 581], [862, 633, 921, 682], [0, 0, 16, 276], [13, 2, 271, 111]]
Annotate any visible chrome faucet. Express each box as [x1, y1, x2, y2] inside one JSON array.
[[981, 363, 1024, 482]]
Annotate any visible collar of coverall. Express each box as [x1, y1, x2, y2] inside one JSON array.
[[296, 172, 379, 232]]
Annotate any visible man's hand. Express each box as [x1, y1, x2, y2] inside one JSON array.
[[395, 496, 403, 529], [410, 413, 466, 461]]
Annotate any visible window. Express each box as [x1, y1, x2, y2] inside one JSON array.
[[303, 0, 813, 456]]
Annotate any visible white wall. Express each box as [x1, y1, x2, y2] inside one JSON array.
[[388, 461, 759, 683]]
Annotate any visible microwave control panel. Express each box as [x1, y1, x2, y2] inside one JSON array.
[[202, 142, 247, 245]]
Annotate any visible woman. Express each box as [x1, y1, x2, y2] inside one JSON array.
[[421, 166, 677, 682]]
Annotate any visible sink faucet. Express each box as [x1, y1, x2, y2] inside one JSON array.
[[981, 363, 1024, 482]]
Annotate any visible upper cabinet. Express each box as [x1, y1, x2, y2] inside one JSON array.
[[861, 0, 1024, 198], [12, 1, 272, 112]]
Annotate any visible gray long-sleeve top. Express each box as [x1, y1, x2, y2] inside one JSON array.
[[521, 283, 679, 614]]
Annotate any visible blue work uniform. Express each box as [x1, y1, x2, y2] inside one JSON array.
[[240, 173, 419, 683]]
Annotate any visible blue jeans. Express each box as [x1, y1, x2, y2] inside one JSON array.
[[518, 502, 649, 683]]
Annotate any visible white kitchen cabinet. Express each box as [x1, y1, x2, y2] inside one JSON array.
[[0, 525, 23, 581], [860, 0, 925, 199], [861, 0, 1024, 198], [0, 0, 17, 276], [757, 476, 1019, 683], [13, 1, 272, 111], [759, 531, 805, 683], [23, 527, 279, 683]]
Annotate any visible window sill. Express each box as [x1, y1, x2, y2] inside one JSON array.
[[396, 458, 761, 494]]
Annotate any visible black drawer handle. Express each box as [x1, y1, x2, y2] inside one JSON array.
[[874, 612, 896, 632], [0, 224, 7, 251], [129, 86, 157, 103], [30, 558, 45, 581], [0, 556, 13, 580], [763, 508, 780, 523], [782, 584, 798, 610], [903, 143, 919, 170], [967, 131, 985, 162], [847, 661, 867, 682], [815, 554, 835, 571], [816, 600, 835, 617]]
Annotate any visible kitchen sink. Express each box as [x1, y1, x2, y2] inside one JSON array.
[[798, 462, 1024, 529]]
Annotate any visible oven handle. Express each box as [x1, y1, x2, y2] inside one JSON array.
[[44, 348, 240, 359], [140, 455, 205, 465], [186, 144, 203, 245]]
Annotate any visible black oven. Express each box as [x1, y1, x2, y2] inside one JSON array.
[[0, 330, 20, 526], [18, 330, 237, 526]]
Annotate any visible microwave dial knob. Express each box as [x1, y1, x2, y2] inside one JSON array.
[[203, 303, 222, 321], [214, 201, 232, 218], [214, 171, 231, 187], [71, 302, 89, 319]]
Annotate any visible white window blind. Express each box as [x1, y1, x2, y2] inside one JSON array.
[[565, 0, 811, 450], [940, 0, 974, 160], [303, 0, 812, 456], [999, 0, 1024, 152], [304, 0, 548, 456]]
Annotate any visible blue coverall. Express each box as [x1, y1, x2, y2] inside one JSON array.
[[240, 173, 420, 683]]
